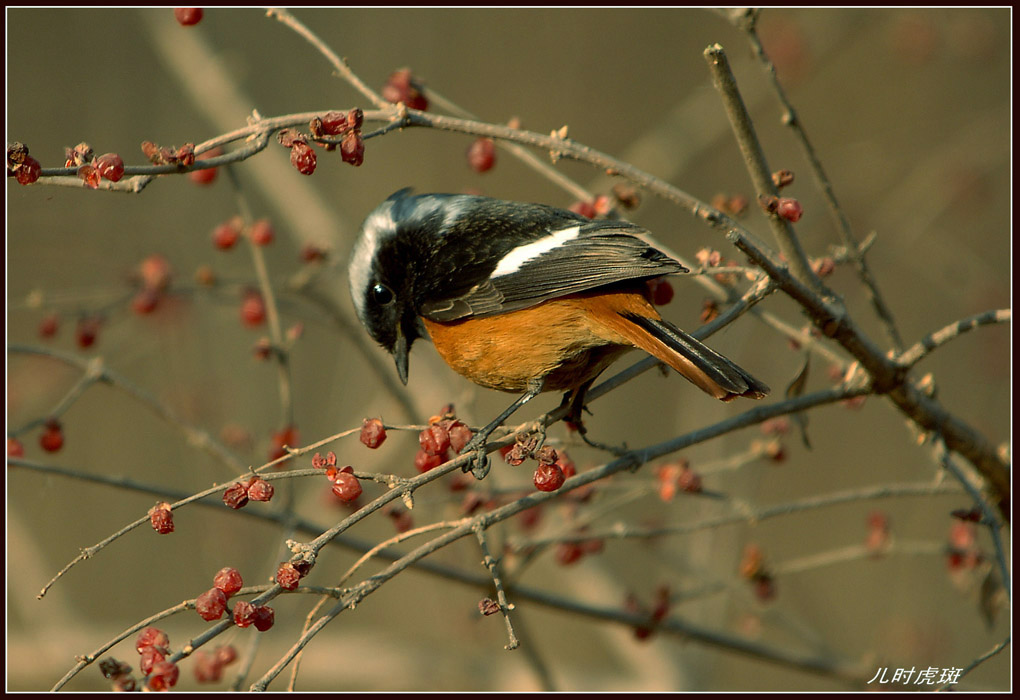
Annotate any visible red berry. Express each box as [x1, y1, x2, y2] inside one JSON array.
[[276, 562, 301, 590], [381, 69, 428, 110], [39, 420, 64, 453], [676, 467, 702, 493], [7, 437, 24, 457], [419, 424, 451, 457], [739, 544, 765, 580], [754, 575, 776, 601], [387, 506, 414, 533], [252, 605, 275, 632], [330, 471, 362, 503], [319, 111, 348, 136], [466, 138, 496, 173], [76, 317, 101, 348], [555, 451, 577, 478], [239, 290, 266, 327], [569, 200, 597, 218], [447, 421, 473, 454], [14, 155, 41, 185], [645, 277, 674, 306], [347, 108, 364, 131], [192, 650, 222, 683], [139, 254, 173, 292], [135, 626, 170, 654], [213, 219, 241, 250], [311, 450, 338, 469], [360, 418, 387, 449], [340, 132, 365, 166], [268, 424, 299, 461], [414, 448, 444, 473], [38, 314, 59, 339], [95, 153, 125, 182], [77, 163, 101, 189], [593, 195, 612, 216], [190, 147, 221, 185], [651, 585, 671, 621], [776, 197, 803, 222], [246, 476, 274, 502], [174, 8, 203, 26], [300, 244, 328, 263], [290, 142, 316, 175], [249, 219, 274, 246], [533, 463, 565, 492], [813, 256, 836, 278], [222, 482, 249, 509], [656, 463, 681, 502], [215, 645, 237, 666], [213, 567, 243, 596], [147, 660, 180, 691], [139, 646, 166, 675], [131, 289, 160, 315], [196, 587, 228, 621], [232, 600, 256, 627], [148, 502, 175, 534], [555, 542, 584, 565], [517, 505, 542, 531]]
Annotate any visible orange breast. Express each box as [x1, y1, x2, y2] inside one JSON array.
[[421, 290, 660, 393]]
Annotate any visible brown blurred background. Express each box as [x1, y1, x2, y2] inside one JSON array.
[[6, 8, 1010, 691]]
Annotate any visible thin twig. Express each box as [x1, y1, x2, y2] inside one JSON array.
[[939, 637, 1010, 691], [8, 344, 247, 474], [897, 309, 1011, 369], [932, 438, 1010, 601], [473, 523, 520, 650], [722, 227, 1010, 515], [224, 165, 295, 428], [702, 44, 820, 291], [250, 383, 867, 689], [512, 481, 963, 550], [265, 8, 389, 110], [734, 16, 905, 351]]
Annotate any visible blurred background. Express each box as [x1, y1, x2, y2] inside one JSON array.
[[6, 8, 1010, 691]]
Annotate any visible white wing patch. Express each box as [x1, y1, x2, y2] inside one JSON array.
[[491, 226, 581, 278]]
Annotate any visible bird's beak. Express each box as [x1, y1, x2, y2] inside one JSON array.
[[393, 331, 410, 385]]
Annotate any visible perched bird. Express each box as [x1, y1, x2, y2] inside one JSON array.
[[349, 189, 769, 473]]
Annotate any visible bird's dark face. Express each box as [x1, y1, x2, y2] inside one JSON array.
[[349, 190, 468, 383]]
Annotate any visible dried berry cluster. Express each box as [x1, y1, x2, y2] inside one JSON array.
[[97, 625, 229, 691], [655, 459, 703, 501], [311, 450, 364, 503], [141, 140, 196, 168], [275, 560, 312, 590], [279, 107, 366, 175], [7, 141, 41, 184], [501, 440, 577, 493], [413, 406, 474, 473], [308, 107, 366, 166], [61, 142, 125, 188], [222, 475, 275, 510], [195, 567, 275, 631]]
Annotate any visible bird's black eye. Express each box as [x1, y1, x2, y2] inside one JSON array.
[[372, 283, 395, 306]]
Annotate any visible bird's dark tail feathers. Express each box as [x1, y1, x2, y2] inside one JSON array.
[[622, 313, 770, 401]]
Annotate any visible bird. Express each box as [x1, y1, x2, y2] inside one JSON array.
[[348, 189, 769, 476]]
